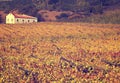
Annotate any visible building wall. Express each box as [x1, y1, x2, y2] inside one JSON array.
[[15, 18, 37, 24], [6, 13, 38, 24], [6, 13, 15, 24]]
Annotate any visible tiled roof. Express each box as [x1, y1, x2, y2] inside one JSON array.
[[11, 13, 36, 19]]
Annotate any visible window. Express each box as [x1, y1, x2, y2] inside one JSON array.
[[22, 20, 24, 23], [11, 19, 13, 22], [7, 19, 9, 22], [16, 19, 19, 22], [28, 20, 30, 22], [17, 19, 19, 22]]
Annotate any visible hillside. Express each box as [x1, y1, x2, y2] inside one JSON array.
[[0, 23, 120, 82], [0, 0, 120, 23], [71, 9, 120, 24]]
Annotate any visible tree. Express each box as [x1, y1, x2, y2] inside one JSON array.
[[36, 13, 45, 22], [33, 0, 48, 10], [0, 0, 119, 17], [86, 0, 103, 14], [75, 0, 90, 13], [48, 0, 59, 4], [0, 1, 11, 13], [102, 0, 120, 6], [59, 0, 76, 11], [19, 5, 38, 16], [0, 15, 3, 23]]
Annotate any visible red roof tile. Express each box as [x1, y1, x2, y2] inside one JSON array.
[[12, 13, 36, 19]]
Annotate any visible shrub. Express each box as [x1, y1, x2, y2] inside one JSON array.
[[56, 13, 69, 19]]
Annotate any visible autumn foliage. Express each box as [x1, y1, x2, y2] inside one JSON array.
[[0, 22, 120, 82]]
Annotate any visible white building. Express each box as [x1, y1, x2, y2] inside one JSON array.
[[6, 13, 37, 24]]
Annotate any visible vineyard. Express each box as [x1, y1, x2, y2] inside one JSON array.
[[0, 22, 120, 83]]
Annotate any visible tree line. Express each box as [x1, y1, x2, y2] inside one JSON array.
[[0, 0, 120, 23]]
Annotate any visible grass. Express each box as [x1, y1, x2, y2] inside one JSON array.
[[0, 22, 120, 83]]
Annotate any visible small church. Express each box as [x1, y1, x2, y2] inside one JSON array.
[[6, 12, 37, 24]]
